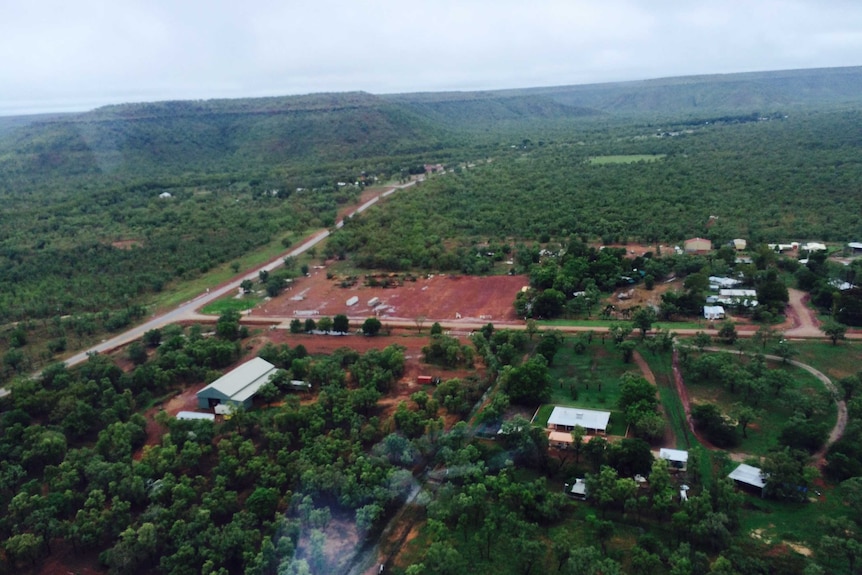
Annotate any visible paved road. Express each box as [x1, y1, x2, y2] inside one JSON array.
[[0, 180, 421, 397]]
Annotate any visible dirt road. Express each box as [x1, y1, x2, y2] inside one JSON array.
[[783, 288, 823, 338]]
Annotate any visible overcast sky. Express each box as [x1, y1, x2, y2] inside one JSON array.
[[2, 0, 861, 116]]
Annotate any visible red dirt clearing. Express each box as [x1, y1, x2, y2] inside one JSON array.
[[258, 269, 527, 324]]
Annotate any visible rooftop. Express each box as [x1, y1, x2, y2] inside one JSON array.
[[548, 406, 611, 431]]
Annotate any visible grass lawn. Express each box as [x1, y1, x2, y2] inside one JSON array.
[[739, 488, 848, 555], [548, 339, 642, 409], [791, 340, 862, 380], [201, 295, 262, 315], [683, 354, 836, 456]]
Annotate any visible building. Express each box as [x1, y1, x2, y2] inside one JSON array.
[[709, 276, 742, 290], [659, 448, 689, 471], [684, 237, 712, 254], [728, 463, 766, 496], [849, 242, 862, 255], [703, 305, 726, 320], [196, 357, 278, 410], [176, 411, 215, 421], [800, 242, 827, 252], [547, 406, 611, 435], [566, 478, 588, 500], [732, 238, 747, 251]]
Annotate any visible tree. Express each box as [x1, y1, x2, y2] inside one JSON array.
[[717, 321, 737, 345], [362, 317, 382, 336], [823, 319, 848, 345], [500, 356, 551, 405], [694, 331, 712, 351], [772, 339, 797, 364], [609, 322, 633, 344], [632, 307, 657, 338], [216, 309, 241, 340], [415, 316, 426, 333], [571, 425, 586, 464], [127, 341, 148, 366], [290, 318, 303, 333], [317, 316, 333, 332], [333, 314, 349, 334], [731, 403, 758, 438], [535, 330, 564, 364], [761, 447, 812, 501], [240, 279, 254, 293]]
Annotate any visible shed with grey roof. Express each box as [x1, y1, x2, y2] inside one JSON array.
[[196, 357, 278, 410]]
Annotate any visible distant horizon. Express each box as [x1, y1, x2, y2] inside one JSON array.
[[3, 63, 860, 119]]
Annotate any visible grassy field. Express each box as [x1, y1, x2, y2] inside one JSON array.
[[588, 154, 667, 164], [200, 295, 262, 315], [683, 354, 836, 456], [548, 339, 642, 408], [790, 340, 861, 380]]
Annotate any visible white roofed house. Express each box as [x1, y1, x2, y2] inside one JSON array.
[[547, 406, 611, 435], [703, 305, 725, 320], [196, 357, 279, 410], [728, 463, 767, 496], [659, 448, 689, 471]]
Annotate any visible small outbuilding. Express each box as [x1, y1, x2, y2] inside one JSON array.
[[728, 463, 766, 496], [849, 242, 862, 255], [196, 357, 278, 410], [732, 239, 747, 251], [566, 478, 588, 500], [177, 411, 215, 421], [684, 237, 712, 254], [548, 406, 610, 435], [703, 305, 726, 320], [659, 448, 689, 471]]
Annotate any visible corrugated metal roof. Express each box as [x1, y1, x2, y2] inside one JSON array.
[[659, 448, 689, 463], [197, 357, 277, 403], [548, 407, 610, 431], [728, 463, 766, 488]]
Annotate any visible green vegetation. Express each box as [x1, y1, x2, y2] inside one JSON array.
[[4, 67, 862, 574], [682, 351, 835, 456], [588, 154, 666, 164], [200, 296, 261, 315]]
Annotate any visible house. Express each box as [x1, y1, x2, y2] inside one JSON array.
[[732, 239, 747, 251], [158, 192, 172, 199], [176, 411, 215, 421], [547, 406, 610, 435], [684, 237, 712, 254], [801, 242, 827, 252], [703, 305, 725, 320], [717, 289, 758, 308], [708, 276, 741, 290], [196, 357, 278, 410], [849, 242, 862, 255], [728, 463, 766, 496], [566, 478, 588, 500], [659, 448, 689, 471]]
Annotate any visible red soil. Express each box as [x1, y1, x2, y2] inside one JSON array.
[[257, 269, 527, 324]]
